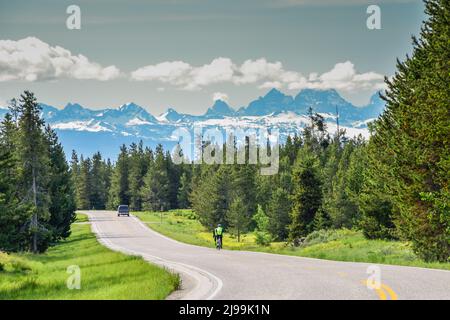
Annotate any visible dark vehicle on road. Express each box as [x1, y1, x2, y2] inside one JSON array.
[[117, 205, 130, 217]]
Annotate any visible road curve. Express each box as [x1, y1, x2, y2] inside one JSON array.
[[83, 210, 450, 300]]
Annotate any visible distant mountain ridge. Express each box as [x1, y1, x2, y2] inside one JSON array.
[[0, 89, 385, 159]]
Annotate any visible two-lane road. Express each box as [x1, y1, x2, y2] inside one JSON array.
[[83, 210, 450, 300]]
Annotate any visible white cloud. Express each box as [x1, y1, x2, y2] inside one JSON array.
[[212, 92, 229, 102], [0, 37, 120, 82], [259, 81, 282, 89], [234, 58, 288, 84], [288, 60, 385, 92], [131, 58, 384, 93], [131, 57, 303, 90], [131, 60, 192, 83], [185, 57, 234, 90], [320, 61, 355, 82], [132, 57, 234, 91], [353, 72, 384, 82]]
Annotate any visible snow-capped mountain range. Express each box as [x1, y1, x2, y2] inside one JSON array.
[[0, 89, 384, 159]]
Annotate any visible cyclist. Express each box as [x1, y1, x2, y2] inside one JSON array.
[[213, 224, 224, 250]]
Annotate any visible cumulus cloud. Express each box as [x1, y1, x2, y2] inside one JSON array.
[[131, 57, 303, 90], [187, 58, 234, 90], [212, 92, 229, 102], [233, 58, 296, 85], [0, 37, 120, 82], [132, 57, 234, 91], [131, 58, 384, 93], [259, 81, 283, 89], [131, 60, 192, 83], [288, 61, 386, 92]]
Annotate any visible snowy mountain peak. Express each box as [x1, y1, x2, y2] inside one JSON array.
[[157, 107, 183, 123], [264, 88, 286, 99], [205, 99, 235, 118], [241, 89, 294, 116], [294, 88, 344, 103], [118, 102, 145, 113], [64, 102, 85, 111]]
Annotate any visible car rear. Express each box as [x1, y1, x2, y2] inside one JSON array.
[[117, 205, 130, 217]]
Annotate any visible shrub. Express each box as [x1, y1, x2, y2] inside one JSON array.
[[254, 231, 272, 246], [0, 252, 32, 273], [300, 229, 353, 247]]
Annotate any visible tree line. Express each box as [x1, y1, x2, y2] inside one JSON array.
[[0, 91, 76, 253]]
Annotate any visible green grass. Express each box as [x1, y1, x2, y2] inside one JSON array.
[[134, 210, 450, 271], [74, 213, 89, 223], [0, 223, 179, 300]]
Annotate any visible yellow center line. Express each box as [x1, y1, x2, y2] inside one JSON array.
[[361, 280, 398, 300], [381, 284, 398, 300], [375, 287, 388, 300]]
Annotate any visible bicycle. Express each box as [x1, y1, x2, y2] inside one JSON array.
[[216, 236, 222, 250]]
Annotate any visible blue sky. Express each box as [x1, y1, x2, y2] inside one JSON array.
[[0, 0, 425, 115]]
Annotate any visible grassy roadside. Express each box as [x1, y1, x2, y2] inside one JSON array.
[[134, 210, 450, 271], [74, 213, 89, 223], [0, 213, 179, 299]]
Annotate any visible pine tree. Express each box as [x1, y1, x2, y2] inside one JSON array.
[[191, 165, 231, 229], [45, 125, 76, 241], [0, 92, 76, 253], [141, 144, 170, 211], [231, 162, 257, 228], [321, 140, 341, 218], [17, 91, 50, 253], [255, 174, 273, 213], [267, 187, 291, 240], [70, 150, 80, 209], [283, 135, 297, 165], [0, 113, 18, 151], [226, 196, 250, 242], [327, 141, 357, 228], [77, 156, 92, 209], [166, 150, 180, 209], [177, 172, 191, 208], [90, 152, 107, 209], [289, 148, 322, 242], [368, 0, 450, 261], [253, 204, 272, 246], [108, 144, 130, 208], [0, 115, 32, 251], [104, 158, 113, 208], [128, 141, 147, 211], [313, 208, 332, 230]]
